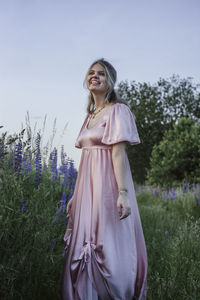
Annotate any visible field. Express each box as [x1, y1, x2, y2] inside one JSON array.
[[0, 132, 200, 300]]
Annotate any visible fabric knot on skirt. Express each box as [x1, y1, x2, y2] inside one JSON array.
[[71, 241, 111, 297]]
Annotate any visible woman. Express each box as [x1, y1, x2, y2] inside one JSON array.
[[61, 58, 147, 300]]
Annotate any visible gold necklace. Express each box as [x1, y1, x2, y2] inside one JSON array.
[[91, 104, 106, 119]]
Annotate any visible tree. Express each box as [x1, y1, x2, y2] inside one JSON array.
[[147, 118, 200, 187], [117, 75, 200, 183]]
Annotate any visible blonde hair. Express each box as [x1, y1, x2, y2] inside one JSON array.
[[83, 58, 128, 114]]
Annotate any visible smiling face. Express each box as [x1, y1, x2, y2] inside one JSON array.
[[86, 63, 108, 94]]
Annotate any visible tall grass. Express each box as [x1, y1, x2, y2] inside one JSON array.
[[0, 117, 200, 299], [137, 185, 200, 299], [0, 116, 76, 300]]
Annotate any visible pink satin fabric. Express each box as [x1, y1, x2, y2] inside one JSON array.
[[61, 103, 147, 300]]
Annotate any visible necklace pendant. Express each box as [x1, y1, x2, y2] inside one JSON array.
[[91, 104, 106, 120]]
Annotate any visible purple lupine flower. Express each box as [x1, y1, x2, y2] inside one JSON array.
[[56, 193, 67, 223], [168, 187, 176, 203], [48, 150, 54, 172], [162, 191, 167, 201], [186, 183, 190, 192], [195, 193, 200, 206], [35, 133, 42, 189], [171, 187, 176, 202], [182, 181, 190, 193], [65, 159, 77, 199], [192, 183, 196, 192], [135, 187, 140, 194], [60, 146, 69, 186], [165, 231, 170, 239], [168, 189, 173, 202], [61, 193, 67, 212], [50, 147, 58, 183], [63, 159, 70, 187], [0, 139, 5, 161], [61, 145, 66, 167], [68, 159, 76, 185], [14, 139, 23, 178], [43, 161, 48, 173], [55, 158, 77, 223], [182, 180, 185, 193], [22, 151, 32, 174], [19, 197, 26, 212], [22, 155, 27, 172], [153, 187, 159, 197]]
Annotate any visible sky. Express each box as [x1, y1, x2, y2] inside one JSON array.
[[0, 0, 200, 169]]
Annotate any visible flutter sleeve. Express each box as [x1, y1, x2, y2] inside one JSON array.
[[101, 103, 140, 145]]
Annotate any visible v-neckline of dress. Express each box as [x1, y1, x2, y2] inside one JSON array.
[[86, 103, 116, 130]]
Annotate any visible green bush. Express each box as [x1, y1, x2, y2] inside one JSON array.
[[147, 118, 200, 187]]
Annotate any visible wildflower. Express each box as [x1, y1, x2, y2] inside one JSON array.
[[49, 147, 58, 183], [195, 193, 200, 206], [162, 191, 167, 201], [182, 181, 190, 193], [22, 151, 32, 174], [61, 145, 66, 167], [0, 140, 5, 161], [165, 231, 170, 239], [56, 207, 63, 223], [14, 139, 23, 177], [43, 161, 48, 172], [152, 187, 159, 197], [135, 187, 140, 194], [35, 133, 42, 189], [61, 193, 67, 212], [169, 187, 176, 203], [68, 159, 77, 191], [60, 146, 69, 186]]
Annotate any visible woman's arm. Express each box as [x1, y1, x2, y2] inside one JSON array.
[[112, 142, 131, 220]]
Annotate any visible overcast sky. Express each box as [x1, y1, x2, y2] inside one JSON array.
[[0, 0, 199, 169]]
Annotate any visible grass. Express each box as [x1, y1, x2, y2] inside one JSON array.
[[0, 166, 68, 300], [1, 178, 199, 299], [137, 188, 200, 299], [0, 123, 200, 299]]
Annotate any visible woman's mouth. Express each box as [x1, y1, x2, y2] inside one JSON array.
[[90, 80, 100, 85]]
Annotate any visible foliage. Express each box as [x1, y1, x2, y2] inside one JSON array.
[[147, 118, 200, 187], [1, 110, 200, 299], [0, 120, 77, 300], [135, 184, 200, 299], [117, 75, 200, 184]]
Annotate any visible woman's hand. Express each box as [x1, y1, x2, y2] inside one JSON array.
[[117, 194, 131, 220], [66, 198, 73, 218]]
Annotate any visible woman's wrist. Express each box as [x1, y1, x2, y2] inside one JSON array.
[[118, 187, 128, 195]]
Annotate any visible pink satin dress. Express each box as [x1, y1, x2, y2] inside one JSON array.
[[61, 102, 147, 300]]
